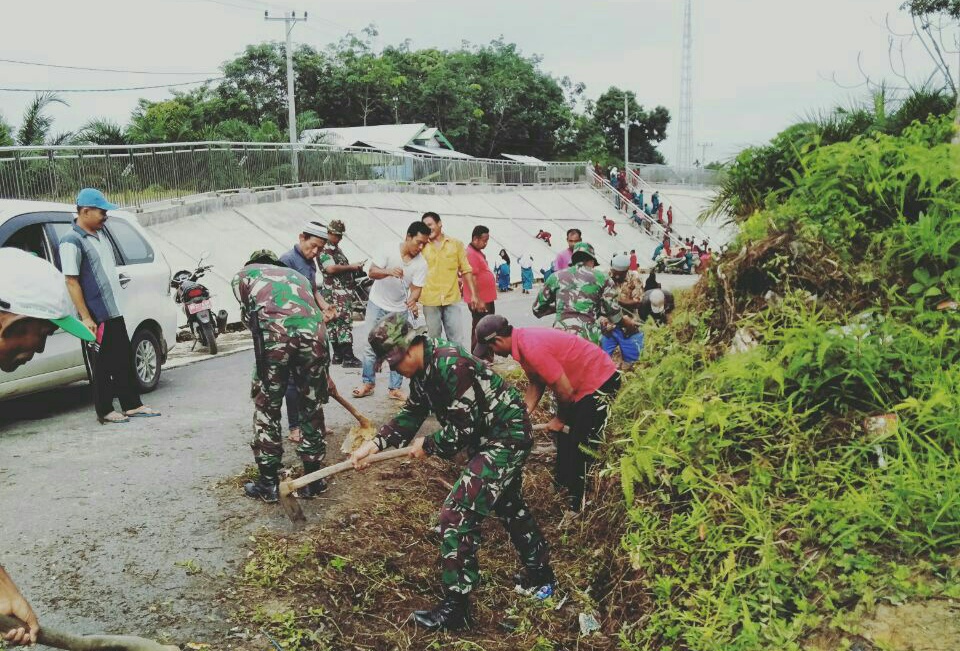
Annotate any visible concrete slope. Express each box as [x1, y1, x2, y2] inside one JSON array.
[[139, 183, 727, 323]]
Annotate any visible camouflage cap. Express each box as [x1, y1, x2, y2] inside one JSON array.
[[327, 219, 346, 235], [571, 241, 598, 265], [246, 249, 281, 266], [368, 312, 419, 368]]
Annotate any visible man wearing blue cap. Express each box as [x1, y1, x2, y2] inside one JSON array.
[[59, 188, 160, 424]]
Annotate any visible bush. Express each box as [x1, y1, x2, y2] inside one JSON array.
[[611, 112, 960, 650]]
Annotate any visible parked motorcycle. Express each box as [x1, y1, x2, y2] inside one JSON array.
[[655, 254, 696, 275], [350, 273, 373, 320], [171, 253, 228, 354]]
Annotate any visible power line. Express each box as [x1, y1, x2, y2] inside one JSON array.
[[0, 57, 217, 76], [0, 78, 224, 93]]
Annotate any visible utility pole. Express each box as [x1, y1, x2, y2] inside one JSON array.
[[698, 141, 713, 166], [623, 93, 630, 176], [265, 10, 307, 183]]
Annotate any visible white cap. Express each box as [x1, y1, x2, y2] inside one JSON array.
[[302, 220, 328, 239], [0, 248, 94, 341], [611, 254, 631, 272], [649, 289, 666, 314]]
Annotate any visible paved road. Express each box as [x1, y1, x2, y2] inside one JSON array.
[[0, 276, 695, 642]]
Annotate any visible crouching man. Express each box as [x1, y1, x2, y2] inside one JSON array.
[[473, 315, 621, 512], [232, 250, 330, 503], [351, 312, 555, 631]]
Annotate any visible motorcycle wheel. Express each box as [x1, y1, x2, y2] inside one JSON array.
[[201, 321, 218, 355]]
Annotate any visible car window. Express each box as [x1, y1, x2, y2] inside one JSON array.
[[2, 223, 50, 260], [47, 222, 75, 271], [106, 219, 154, 265]]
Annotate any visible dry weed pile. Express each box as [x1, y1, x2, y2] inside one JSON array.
[[230, 448, 646, 651]]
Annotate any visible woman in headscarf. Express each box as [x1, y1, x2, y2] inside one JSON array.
[[519, 251, 535, 294], [496, 249, 512, 292]]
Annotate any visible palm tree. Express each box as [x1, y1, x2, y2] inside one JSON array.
[[73, 118, 129, 146], [14, 92, 70, 146]]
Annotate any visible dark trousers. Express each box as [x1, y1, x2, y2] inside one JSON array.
[[89, 316, 143, 418], [469, 302, 496, 355], [555, 372, 621, 506]]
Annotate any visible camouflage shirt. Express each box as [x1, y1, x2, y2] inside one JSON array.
[[318, 243, 355, 295], [532, 263, 623, 345], [374, 338, 532, 457], [231, 264, 324, 338]]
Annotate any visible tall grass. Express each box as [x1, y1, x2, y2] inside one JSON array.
[[612, 112, 960, 650]]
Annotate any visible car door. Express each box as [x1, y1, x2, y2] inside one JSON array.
[[101, 215, 171, 341], [0, 216, 87, 389]]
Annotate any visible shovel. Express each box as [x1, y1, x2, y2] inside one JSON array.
[[0, 614, 179, 651], [279, 448, 410, 523], [325, 380, 376, 454]]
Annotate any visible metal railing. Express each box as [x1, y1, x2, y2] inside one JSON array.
[[0, 142, 590, 209], [630, 163, 723, 187], [626, 168, 714, 245], [590, 172, 683, 249]]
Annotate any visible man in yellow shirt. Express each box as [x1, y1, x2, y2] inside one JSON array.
[[420, 212, 483, 347]]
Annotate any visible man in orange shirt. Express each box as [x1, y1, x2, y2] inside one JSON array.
[[420, 212, 482, 348]]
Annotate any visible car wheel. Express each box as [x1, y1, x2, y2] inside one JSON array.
[[132, 329, 161, 393]]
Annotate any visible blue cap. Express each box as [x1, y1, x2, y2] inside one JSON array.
[[76, 188, 118, 211]]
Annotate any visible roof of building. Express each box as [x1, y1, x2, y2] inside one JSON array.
[[501, 153, 546, 164], [405, 144, 475, 159], [301, 123, 460, 152]]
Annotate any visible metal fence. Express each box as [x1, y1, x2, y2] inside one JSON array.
[[0, 142, 590, 209], [630, 163, 723, 187]]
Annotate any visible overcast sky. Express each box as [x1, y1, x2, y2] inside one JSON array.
[[1, 0, 956, 163]]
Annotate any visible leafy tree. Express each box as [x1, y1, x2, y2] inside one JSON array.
[[902, 0, 960, 17], [0, 116, 12, 147], [591, 87, 670, 164]]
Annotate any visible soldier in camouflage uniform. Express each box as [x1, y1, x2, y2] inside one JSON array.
[[532, 241, 633, 345], [350, 312, 555, 631], [318, 219, 364, 368], [232, 249, 330, 503]]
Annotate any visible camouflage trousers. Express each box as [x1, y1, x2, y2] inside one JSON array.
[[439, 446, 550, 596], [251, 333, 329, 474], [324, 290, 354, 345]]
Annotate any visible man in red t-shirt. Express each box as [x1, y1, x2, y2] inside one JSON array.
[[473, 315, 621, 511], [629, 249, 638, 271], [603, 215, 617, 236], [462, 225, 498, 355], [666, 206, 673, 226], [536, 229, 552, 247]]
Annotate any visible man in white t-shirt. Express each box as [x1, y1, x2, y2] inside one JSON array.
[[352, 221, 431, 400]]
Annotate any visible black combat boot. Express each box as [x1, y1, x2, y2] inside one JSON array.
[[243, 464, 279, 503], [331, 345, 343, 365], [514, 565, 557, 600], [413, 593, 470, 631], [297, 460, 328, 499], [340, 343, 363, 369]]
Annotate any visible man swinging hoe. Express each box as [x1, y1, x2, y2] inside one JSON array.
[[350, 312, 556, 631]]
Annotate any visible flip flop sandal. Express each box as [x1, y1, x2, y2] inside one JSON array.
[[352, 384, 376, 398], [125, 408, 162, 418], [98, 412, 129, 424], [287, 429, 303, 443], [387, 390, 407, 401]]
